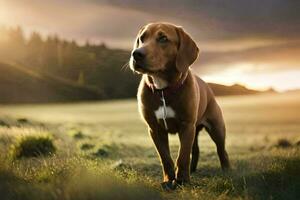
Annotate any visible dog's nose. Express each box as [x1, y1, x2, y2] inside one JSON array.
[[132, 49, 145, 61]]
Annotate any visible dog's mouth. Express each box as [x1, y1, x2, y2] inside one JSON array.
[[131, 60, 157, 74], [134, 65, 153, 73]]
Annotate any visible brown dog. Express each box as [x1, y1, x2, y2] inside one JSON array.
[[129, 22, 230, 189]]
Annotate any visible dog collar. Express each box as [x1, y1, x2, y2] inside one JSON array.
[[146, 72, 188, 97]]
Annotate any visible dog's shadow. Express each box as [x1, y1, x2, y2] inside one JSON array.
[[192, 167, 224, 178], [133, 162, 225, 182]]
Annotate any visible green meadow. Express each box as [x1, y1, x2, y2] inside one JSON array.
[[0, 92, 300, 200]]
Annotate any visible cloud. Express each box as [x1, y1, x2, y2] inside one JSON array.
[[195, 40, 300, 75], [99, 0, 300, 42], [0, 0, 154, 47], [198, 40, 300, 65], [2, 0, 300, 49]]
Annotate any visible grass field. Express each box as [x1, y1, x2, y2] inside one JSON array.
[[1, 92, 300, 200]]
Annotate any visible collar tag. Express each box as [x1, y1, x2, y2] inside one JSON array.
[[160, 91, 168, 130]]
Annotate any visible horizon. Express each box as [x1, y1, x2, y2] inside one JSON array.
[[0, 0, 300, 92]]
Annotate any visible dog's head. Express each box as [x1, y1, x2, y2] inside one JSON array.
[[129, 22, 199, 75]]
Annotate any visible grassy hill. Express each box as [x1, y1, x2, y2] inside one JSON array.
[[0, 62, 102, 103]]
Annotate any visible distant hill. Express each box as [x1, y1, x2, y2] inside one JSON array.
[[208, 83, 263, 96], [0, 62, 268, 104], [284, 89, 300, 94], [0, 62, 103, 103]]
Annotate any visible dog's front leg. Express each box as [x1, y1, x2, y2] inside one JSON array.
[[149, 128, 175, 183], [176, 122, 196, 184]]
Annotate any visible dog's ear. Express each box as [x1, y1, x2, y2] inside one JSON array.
[[175, 27, 199, 72], [133, 26, 145, 49]]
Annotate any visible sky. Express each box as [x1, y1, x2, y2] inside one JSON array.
[[0, 0, 300, 91]]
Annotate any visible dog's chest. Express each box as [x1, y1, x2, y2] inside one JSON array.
[[153, 103, 179, 133], [154, 106, 176, 120], [139, 86, 181, 132]]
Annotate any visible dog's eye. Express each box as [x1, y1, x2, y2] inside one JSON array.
[[157, 36, 168, 43], [140, 33, 146, 43]]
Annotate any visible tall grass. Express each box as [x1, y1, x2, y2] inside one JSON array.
[[1, 93, 300, 200]]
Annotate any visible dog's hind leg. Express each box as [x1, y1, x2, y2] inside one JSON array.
[[190, 125, 203, 173], [205, 119, 231, 171]]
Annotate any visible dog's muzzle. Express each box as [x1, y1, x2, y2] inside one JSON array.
[[131, 48, 148, 71]]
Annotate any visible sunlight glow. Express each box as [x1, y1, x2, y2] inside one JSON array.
[[202, 64, 300, 92], [0, 1, 14, 26]]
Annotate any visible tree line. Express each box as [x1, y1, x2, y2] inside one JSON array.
[[0, 26, 140, 99]]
